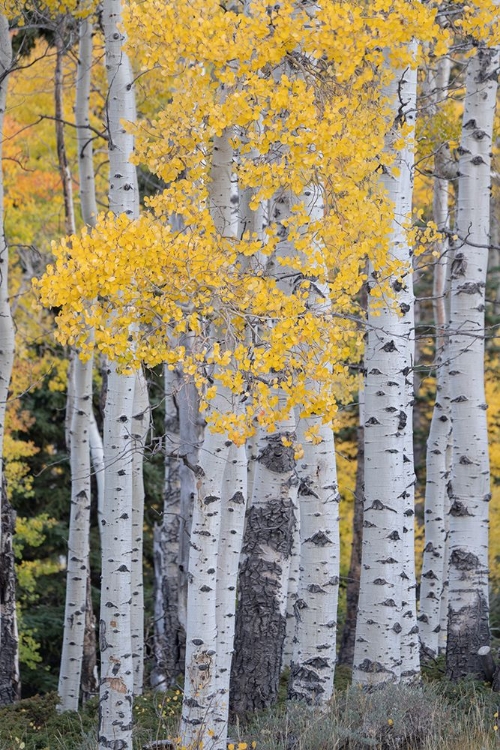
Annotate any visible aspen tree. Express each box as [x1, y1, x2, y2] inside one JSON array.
[[98, 0, 139, 743], [59, 14, 103, 710], [288, 416, 339, 703], [151, 365, 182, 690], [353, 47, 419, 687], [288, 187, 340, 705], [131, 369, 149, 695], [58, 20, 90, 712], [446, 40, 499, 680], [0, 12, 17, 705], [419, 57, 453, 660], [231, 187, 299, 715], [180, 126, 244, 750]]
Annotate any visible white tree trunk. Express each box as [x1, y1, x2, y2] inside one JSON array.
[[419, 58, 452, 660], [231, 185, 300, 714], [213, 442, 247, 749], [99, 0, 139, 744], [58, 17, 100, 711], [282, 499, 300, 671], [288, 417, 339, 704], [0, 13, 15, 681], [151, 364, 182, 690], [58, 353, 93, 711], [446, 43, 499, 680], [231, 406, 297, 714], [180, 126, 236, 748], [99, 362, 136, 748], [75, 17, 98, 228], [353, 49, 418, 687], [131, 369, 150, 695], [179, 394, 229, 748]]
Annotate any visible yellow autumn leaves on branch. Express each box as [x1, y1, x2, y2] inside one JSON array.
[[34, 0, 500, 441]]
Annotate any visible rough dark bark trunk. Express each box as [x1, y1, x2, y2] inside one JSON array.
[[0, 481, 20, 705], [230, 431, 296, 716], [230, 500, 294, 716], [337, 423, 364, 667], [81, 573, 98, 703]]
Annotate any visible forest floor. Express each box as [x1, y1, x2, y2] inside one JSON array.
[[1, 661, 500, 750]]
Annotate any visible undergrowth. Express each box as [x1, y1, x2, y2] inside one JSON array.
[[1, 672, 500, 750]]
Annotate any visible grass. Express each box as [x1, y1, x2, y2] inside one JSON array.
[[1, 669, 500, 750]]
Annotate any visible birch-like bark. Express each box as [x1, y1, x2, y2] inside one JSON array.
[[55, 21, 76, 238], [287, 184, 340, 704], [151, 365, 181, 690], [177, 362, 198, 638], [99, 0, 139, 744], [75, 18, 98, 228], [230, 188, 298, 715], [99, 362, 135, 747], [179, 395, 229, 748], [231, 410, 297, 715], [131, 369, 149, 695], [213, 442, 247, 748], [0, 482, 20, 705], [338, 385, 364, 667], [419, 58, 453, 660], [58, 345, 93, 711], [58, 17, 100, 711], [445, 44, 499, 680], [353, 50, 418, 687], [282, 498, 300, 670], [288, 417, 339, 704], [0, 14, 16, 697], [180, 127, 236, 748]]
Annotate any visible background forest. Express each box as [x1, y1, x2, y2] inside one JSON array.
[[1, 0, 500, 749]]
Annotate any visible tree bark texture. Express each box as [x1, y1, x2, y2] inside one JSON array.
[[288, 418, 339, 704], [445, 44, 499, 681], [131, 370, 150, 695], [353, 51, 418, 687], [151, 365, 182, 690], [58, 351, 93, 711], [99, 0, 140, 743], [99, 362, 135, 749], [337, 421, 364, 667], [230, 419, 297, 716], [0, 482, 20, 705], [0, 14, 17, 704], [419, 57, 452, 661]]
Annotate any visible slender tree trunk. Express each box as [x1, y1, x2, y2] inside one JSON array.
[[282, 499, 300, 671], [177, 363, 198, 643], [131, 369, 150, 695], [81, 574, 98, 703], [55, 20, 76, 238], [231, 407, 297, 715], [0, 481, 20, 705], [99, 0, 140, 744], [338, 283, 367, 668], [179, 395, 229, 748], [353, 49, 418, 687], [445, 43, 499, 680], [288, 417, 339, 704], [180, 126, 238, 748], [99, 362, 135, 747], [213, 442, 247, 748], [151, 365, 181, 690], [59, 16, 101, 709], [419, 58, 453, 661], [0, 14, 16, 701], [58, 346, 93, 711], [337, 401, 364, 667], [231, 187, 299, 716]]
